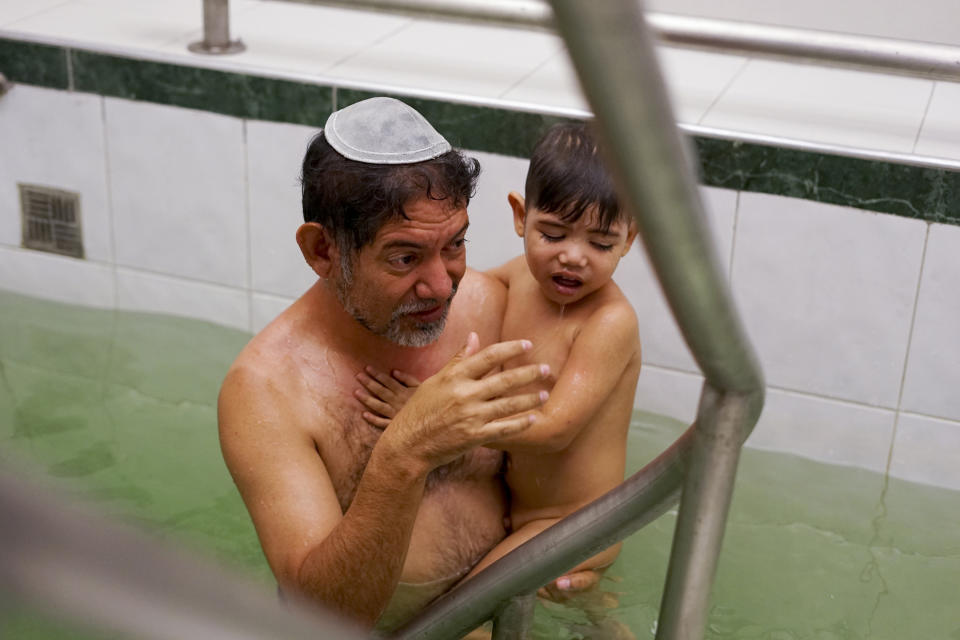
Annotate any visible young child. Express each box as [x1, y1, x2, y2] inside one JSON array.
[[356, 121, 641, 593]]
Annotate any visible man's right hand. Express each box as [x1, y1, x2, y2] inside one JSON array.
[[379, 332, 549, 475]]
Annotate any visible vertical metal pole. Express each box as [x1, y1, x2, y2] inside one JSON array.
[[656, 385, 761, 639], [490, 593, 536, 640], [189, 0, 245, 55]]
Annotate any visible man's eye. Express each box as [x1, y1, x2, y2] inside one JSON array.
[[540, 232, 563, 242], [449, 237, 467, 250], [389, 254, 418, 268]]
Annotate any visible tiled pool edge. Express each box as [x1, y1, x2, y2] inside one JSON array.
[[2, 36, 958, 225]]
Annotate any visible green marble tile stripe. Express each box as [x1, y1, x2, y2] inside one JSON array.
[[71, 50, 333, 125], [695, 138, 960, 224], [0, 36, 956, 224], [0, 37, 68, 89]]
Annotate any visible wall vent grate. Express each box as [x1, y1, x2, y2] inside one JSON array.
[[19, 184, 84, 259]]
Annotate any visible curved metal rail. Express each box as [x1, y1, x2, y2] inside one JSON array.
[[391, 1, 765, 639]]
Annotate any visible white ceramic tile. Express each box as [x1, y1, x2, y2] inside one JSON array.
[[701, 60, 933, 153], [463, 149, 528, 272], [326, 19, 562, 99], [890, 412, 960, 491], [634, 364, 704, 424], [246, 120, 320, 298], [913, 82, 960, 160], [251, 292, 294, 334], [0, 85, 112, 262], [614, 186, 738, 373], [0, 245, 113, 307], [901, 223, 960, 421], [3, 0, 239, 50], [0, 0, 70, 27], [105, 98, 247, 288], [745, 387, 896, 473], [731, 192, 926, 407], [645, 0, 960, 47], [657, 47, 748, 124], [163, 2, 411, 76], [115, 267, 249, 331], [499, 49, 588, 112]]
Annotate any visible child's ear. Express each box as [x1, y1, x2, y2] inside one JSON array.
[[296, 222, 339, 278], [508, 191, 526, 237], [621, 222, 639, 256]]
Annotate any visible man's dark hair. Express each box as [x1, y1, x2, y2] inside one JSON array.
[[301, 132, 481, 253], [525, 121, 623, 231]]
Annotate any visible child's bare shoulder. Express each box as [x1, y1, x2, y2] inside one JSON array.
[[581, 287, 639, 347], [485, 255, 527, 287]]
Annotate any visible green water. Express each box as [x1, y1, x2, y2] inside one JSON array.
[[1, 290, 958, 639]]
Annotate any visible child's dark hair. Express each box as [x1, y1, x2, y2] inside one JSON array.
[[525, 121, 623, 230], [301, 132, 481, 253]]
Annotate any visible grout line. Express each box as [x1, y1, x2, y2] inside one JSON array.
[[696, 56, 751, 126], [323, 18, 414, 73], [892, 223, 932, 428], [242, 119, 255, 333], [911, 82, 937, 154], [728, 190, 740, 282], [64, 46, 73, 90], [497, 45, 565, 99], [0, 0, 74, 29], [99, 95, 118, 309]]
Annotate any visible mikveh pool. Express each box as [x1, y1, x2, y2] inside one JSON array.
[[2, 290, 958, 640]]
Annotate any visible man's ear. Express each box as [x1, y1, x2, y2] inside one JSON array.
[[508, 191, 527, 237], [296, 222, 339, 278]]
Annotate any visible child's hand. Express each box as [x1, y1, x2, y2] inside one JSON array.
[[354, 366, 421, 429]]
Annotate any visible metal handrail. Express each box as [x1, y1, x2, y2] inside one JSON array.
[[389, 1, 765, 638], [193, 0, 960, 82], [0, 465, 366, 640]]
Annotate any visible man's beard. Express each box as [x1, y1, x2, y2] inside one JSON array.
[[334, 253, 456, 347]]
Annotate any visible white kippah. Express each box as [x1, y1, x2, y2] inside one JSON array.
[[324, 97, 452, 164]]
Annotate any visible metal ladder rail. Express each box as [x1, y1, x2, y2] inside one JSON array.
[[386, 1, 765, 639]]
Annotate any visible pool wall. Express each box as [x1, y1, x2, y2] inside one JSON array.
[[1, 2, 959, 494]]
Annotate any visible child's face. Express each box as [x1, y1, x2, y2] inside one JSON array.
[[516, 200, 636, 305]]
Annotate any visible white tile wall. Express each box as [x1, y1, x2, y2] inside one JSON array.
[[657, 47, 748, 125], [701, 60, 934, 154], [251, 292, 294, 334], [890, 412, 960, 491], [745, 387, 896, 473], [498, 50, 588, 112], [0, 85, 113, 262], [4, 0, 253, 50], [634, 364, 704, 426], [731, 192, 925, 408], [246, 120, 320, 299], [0, 245, 114, 307], [901, 223, 960, 422], [326, 20, 563, 98], [913, 82, 960, 161], [116, 267, 249, 331], [0, 0, 69, 26], [464, 150, 528, 272], [105, 98, 247, 288], [165, 2, 411, 76], [616, 186, 738, 373]]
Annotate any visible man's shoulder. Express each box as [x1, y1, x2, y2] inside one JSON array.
[[455, 267, 507, 314]]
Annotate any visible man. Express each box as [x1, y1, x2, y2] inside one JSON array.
[[217, 97, 551, 631]]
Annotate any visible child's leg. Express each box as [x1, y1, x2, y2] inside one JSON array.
[[465, 518, 622, 582]]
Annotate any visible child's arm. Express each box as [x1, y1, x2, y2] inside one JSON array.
[[490, 301, 640, 453], [354, 367, 421, 429]]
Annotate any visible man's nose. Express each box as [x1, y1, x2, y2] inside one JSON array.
[[414, 255, 454, 300]]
